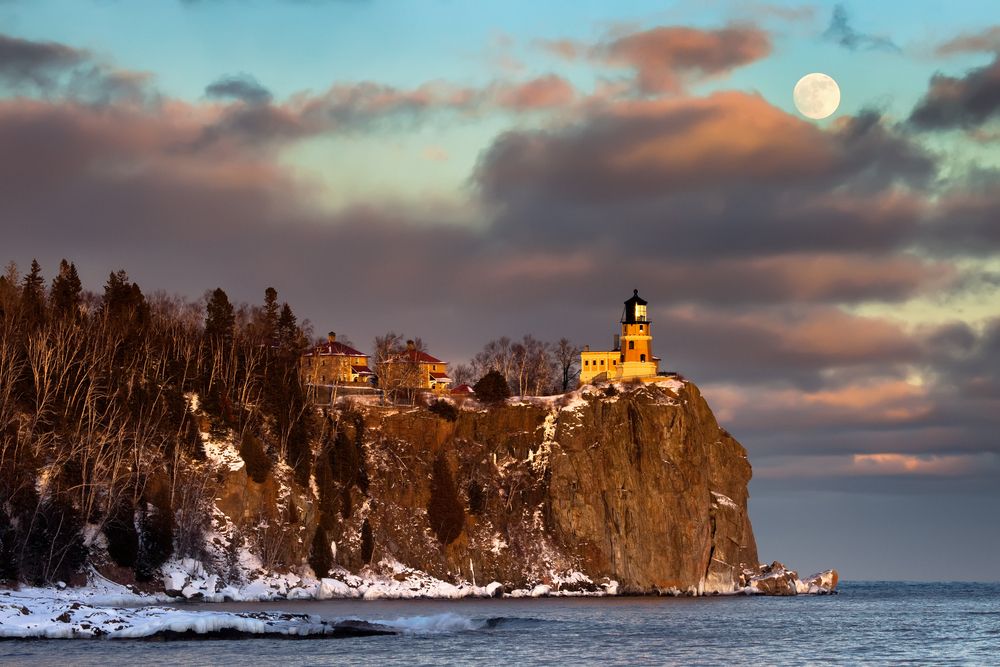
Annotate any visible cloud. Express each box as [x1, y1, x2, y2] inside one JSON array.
[[1, 28, 998, 502], [601, 25, 772, 94], [0, 33, 86, 89], [822, 4, 900, 53], [754, 452, 1000, 480], [205, 73, 273, 105], [919, 185, 1000, 255], [475, 94, 935, 262], [539, 25, 771, 95], [652, 306, 923, 388], [490, 74, 576, 110], [0, 32, 153, 105], [908, 55, 1000, 130], [537, 38, 584, 60], [935, 26, 1000, 56]]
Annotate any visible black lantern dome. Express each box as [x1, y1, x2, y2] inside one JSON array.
[[621, 289, 649, 324]]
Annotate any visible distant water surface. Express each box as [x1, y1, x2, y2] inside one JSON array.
[[3, 582, 998, 666]]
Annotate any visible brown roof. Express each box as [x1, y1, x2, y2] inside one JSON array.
[[450, 383, 474, 394], [390, 349, 445, 364], [305, 341, 366, 357], [429, 371, 451, 380], [351, 365, 374, 375]]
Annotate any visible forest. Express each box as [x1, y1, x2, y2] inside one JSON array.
[[0, 259, 581, 587]]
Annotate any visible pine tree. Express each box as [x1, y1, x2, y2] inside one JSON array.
[[101, 269, 150, 329], [473, 369, 512, 403], [204, 288, 235, 344], [20, 259, 46, 327], [49, 259, 82, 321], [262, 287, 279, 340], [0, 262, 19, 320], [275, 302, 299, 352]]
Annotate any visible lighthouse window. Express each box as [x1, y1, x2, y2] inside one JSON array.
[[639, 325, 643, 332], [628, 341, 634, 350], [600, 360, 604, 365], [635, 304, 647, 321], [640, 354, 646, 362]]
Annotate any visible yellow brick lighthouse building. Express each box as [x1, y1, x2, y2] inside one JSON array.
[[580, 289, 661, 385]]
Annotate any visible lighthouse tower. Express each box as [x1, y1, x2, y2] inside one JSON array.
[[579, 289, 661, 385], [618, 289, 658, 379]]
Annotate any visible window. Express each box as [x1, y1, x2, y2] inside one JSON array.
[[600, 360, 604, 365], [584, 360, 589, 366], [639, 324, 643, 332], [613, 360, 617, 365], [640, 354, 646, 362], [635, 304, 647, 321], [628, 340, 634, 350]]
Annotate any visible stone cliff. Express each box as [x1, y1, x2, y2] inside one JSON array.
[[249, 378, 760, 594]]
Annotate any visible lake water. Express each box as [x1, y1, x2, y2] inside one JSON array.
[[2, 582, 998, 666]]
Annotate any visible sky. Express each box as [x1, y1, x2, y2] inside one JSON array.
[[2, 0, 999, 581]]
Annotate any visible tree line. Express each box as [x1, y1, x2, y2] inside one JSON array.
[[0, 259, 317, 585], [0, 258, 581, 586]]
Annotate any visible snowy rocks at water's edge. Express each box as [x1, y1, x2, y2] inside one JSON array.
[[740, 562, 839, 596], [154, 556, 834, 603], [0, 587, 396, 640], [157, 555, 620, 603]]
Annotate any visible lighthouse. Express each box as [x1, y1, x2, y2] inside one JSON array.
[[580, 289, 661, 385]]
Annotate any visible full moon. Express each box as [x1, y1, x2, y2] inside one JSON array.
[[793, 73, 841, 120]]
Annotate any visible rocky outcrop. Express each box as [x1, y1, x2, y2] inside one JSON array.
[[321, 379, 760, 594], [179, 379, 833, 597]]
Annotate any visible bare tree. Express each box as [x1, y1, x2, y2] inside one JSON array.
[[450, 363, 475, 387], [554, 338, 581, 392]]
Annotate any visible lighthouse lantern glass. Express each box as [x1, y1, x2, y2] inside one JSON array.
[[635, 304, 647, 322]]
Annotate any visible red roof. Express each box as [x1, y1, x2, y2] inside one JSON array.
[[450, 383, 474, 395], [306, 341, 366, 357], [351, 365, 374, 375], [429, 371, 451, 381], [391, 349, 445, 364]]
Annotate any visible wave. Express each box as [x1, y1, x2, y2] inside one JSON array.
[[373, 613, 539, 634]]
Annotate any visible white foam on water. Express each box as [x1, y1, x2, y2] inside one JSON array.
[[376, 612, 489, 634]]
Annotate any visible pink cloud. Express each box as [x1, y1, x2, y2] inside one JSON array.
[[754, 453, 999, 479], [491, 75, 576, 110], [602, 25, 772, 94]]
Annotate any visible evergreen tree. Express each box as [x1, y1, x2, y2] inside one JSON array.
[[275, 302, 299, 352], [101, 269, 150, 329], [473, 369, 512, 403], [49, 259, 82, 321], [204, 288, 235, 344], [20, 259, 46, 326], [0, 262, 19, 319], [262, 287, 279, 340]]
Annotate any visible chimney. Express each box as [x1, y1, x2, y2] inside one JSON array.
[[613, 334, 620, 351], [583, 345, 590, 352], [406, 340, 416, 351], [327, 331, 336, 343]]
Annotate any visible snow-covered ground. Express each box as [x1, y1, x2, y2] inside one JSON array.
[[0, 563, 836, 640], [159, 555, 618, 603]]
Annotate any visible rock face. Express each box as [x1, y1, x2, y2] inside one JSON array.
[[318, 379, 760, 594]]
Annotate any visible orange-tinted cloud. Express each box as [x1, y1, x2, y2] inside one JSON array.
[[935, 26, 1000, 56], [491, 74, 576, 110], [754, 452, 999, 479], [601, 25, 772, 93]]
